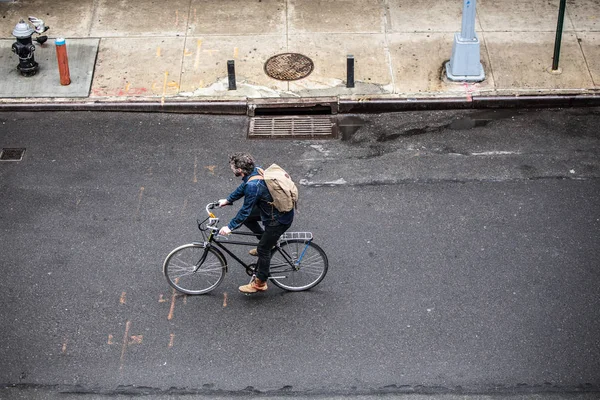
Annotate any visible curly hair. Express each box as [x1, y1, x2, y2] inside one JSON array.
[[229, 152, 255, 175]]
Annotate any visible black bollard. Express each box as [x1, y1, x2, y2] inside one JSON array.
[[227, 60, 236, 90], [346, 55, 355, 88]]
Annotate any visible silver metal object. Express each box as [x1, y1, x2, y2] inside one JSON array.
[[446, 0, 485, 82]]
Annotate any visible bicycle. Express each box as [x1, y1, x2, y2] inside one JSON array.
[[163, 202, 328, 295]]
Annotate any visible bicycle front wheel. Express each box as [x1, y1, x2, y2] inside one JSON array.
[[270, 239, 328, 291], [163, 244, 226, 295]]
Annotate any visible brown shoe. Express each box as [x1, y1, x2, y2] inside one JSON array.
[[248, 248, 258, 256], [239, 276, 268, 293]]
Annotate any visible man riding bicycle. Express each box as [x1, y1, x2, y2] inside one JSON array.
[[218, 153, 294, 293]]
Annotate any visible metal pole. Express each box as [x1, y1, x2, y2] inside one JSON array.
[[55, 38, 71, 86], [552, 0, 567, 71], [460, 0, 476, 40], [227, 60, 236, 90], [446, 0, 484, 82], [346, 55, 355, 88]]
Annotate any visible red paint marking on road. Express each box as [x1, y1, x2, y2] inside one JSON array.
[[168, 285, 178, 321], [119, 320, 131, 370]]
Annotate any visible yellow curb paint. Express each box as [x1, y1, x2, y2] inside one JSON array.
[[168, 333, 175, 348], [108, 334, 114, 345], [233, 47, 239, 59], [223, 292, 228, 307], [205, 165, 216, 175], [159, 294, 168, 303], [156, 47, 161, 58], [120, 292, 126, 304]]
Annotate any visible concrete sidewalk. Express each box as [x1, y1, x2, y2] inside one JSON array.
[[0, 0, 599, 105]]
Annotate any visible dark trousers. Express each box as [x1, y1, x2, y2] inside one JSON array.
[[243, 206, 292, 281], [256, 220, 292, 282]]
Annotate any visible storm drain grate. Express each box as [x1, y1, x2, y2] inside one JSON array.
[[0, 148, 26, 161], [249, 116, 337, 139]]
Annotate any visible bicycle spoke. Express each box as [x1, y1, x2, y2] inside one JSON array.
[[269, 240, 328, 291]]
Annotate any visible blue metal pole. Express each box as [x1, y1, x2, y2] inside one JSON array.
[[446, 0, 485, 82]]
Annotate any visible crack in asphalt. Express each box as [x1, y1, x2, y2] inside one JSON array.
[[2, 382, 600, 397], [299, 176, 599, 187]]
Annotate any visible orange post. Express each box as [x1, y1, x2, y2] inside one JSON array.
[[55, 38, 71, 86]]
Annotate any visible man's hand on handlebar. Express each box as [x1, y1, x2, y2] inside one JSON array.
[[219, 226, 231, 236], [218, 199, 230, 207]]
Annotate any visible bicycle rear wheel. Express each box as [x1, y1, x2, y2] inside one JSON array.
[[163, 244, 226, 295], [269, 239, 328, 291]]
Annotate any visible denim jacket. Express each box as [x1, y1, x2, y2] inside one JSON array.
[[226, 167, 294, 230]]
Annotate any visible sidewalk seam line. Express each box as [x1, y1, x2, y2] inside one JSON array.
[[179, 0, 194, 95], [286, 0, 290, 92], [575, 32, 597, 87], [382, 0, 396, 95], [480, 31, 496, 89], [88, 0, 100, 37]]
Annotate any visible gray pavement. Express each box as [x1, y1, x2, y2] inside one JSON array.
[[1, 109, 599, 398], [0, 0, 599, 104]]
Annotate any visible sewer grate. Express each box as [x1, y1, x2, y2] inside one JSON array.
[[264, 53, 314, 81], [249, 116, 337, 139], [0, 148, 26, 161]]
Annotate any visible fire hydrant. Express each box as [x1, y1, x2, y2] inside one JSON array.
[[11, 17, 49, 77]]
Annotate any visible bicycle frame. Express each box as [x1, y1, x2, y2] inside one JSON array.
[[197, 228, 304, 276], [194, 202, 313, 276]]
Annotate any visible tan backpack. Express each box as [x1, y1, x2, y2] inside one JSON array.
[[249, 164, 298, 212]]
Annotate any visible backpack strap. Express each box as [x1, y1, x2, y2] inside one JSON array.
[[247, 168, 264, 182]]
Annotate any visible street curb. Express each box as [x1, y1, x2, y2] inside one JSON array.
[[339, 94, 600, 113], [0, 100, 248, 114], [0, 94, 599, 115]]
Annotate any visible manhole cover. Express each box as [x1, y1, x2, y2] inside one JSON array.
[[264, 53, 314, 81], [0, 148, 25, 161]]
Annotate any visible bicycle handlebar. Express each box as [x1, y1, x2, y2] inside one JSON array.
[[202, 202, 221, 230]]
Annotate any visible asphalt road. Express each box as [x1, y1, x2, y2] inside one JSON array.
[[0, 108, 599, 398]]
